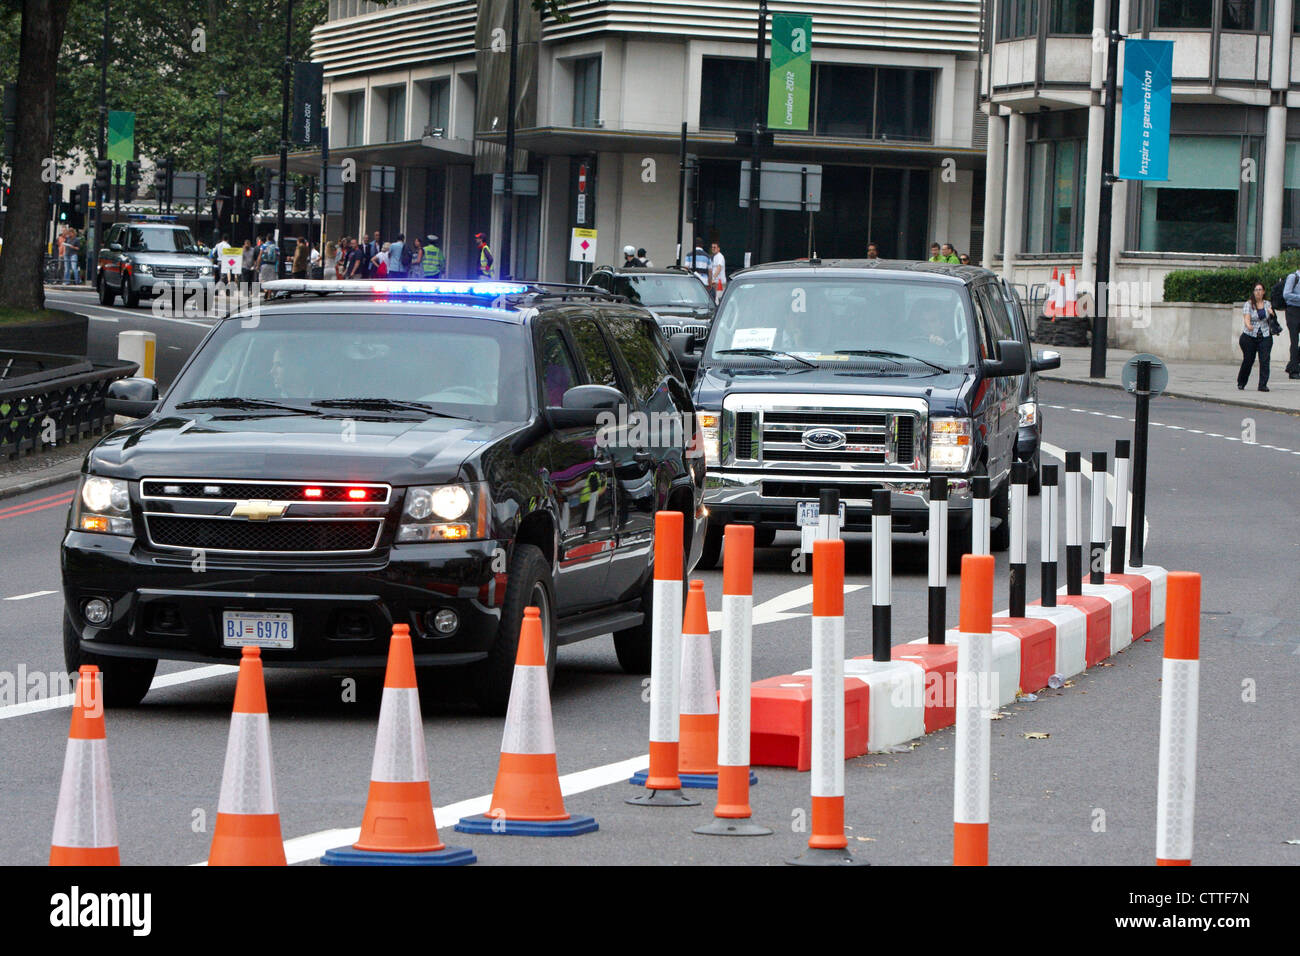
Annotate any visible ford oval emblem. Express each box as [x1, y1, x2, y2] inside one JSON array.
[[802, 428, 846, 450]]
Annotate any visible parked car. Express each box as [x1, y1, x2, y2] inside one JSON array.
[[63, 279, 706, 711], [671, 259, 1060, 568]]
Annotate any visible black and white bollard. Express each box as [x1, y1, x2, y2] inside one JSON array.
[[1090, 451, 1107, 585], [1064, 452, 1083, 596], [1009, 461, 1029, 618], [1039, 465, 1059, 608], [1110, 440, 1130, 575], [872, 488, 891, 662], [817, 487, 841, 541], [971, 475, 991, 556], [927, 477, 949, 645]]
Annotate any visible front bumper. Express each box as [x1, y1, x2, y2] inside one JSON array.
[[61, 531, 505, 668], [130, 272, 217, 295], [703, 471, 972, 534]]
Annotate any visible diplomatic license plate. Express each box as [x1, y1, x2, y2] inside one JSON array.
[[796, 500, 847, 527], [222, 611, 294, 649]]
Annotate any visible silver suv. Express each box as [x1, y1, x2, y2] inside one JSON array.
[[96, 218, 216, 308]]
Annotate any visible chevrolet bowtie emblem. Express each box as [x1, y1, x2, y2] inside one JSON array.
[[230, 499, 289, 521]]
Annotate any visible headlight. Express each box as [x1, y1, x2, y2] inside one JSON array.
[[929, 417, 973, 472], [697, 412, 720, 466], [1018, 401, 1038, 428], [200, 266, 213, 276], [398, 483, 488, 542], [135, 263, 152, 275], [74, 476, 133, 535]]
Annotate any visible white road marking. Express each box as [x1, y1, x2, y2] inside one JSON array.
[[88, 315, 119, 323], [706, 582, 868, 632], [0, 664, 236, 721], [4, 590, 56, 601], [193, 753, 651, 865], [1041, 441, 1148, 554], [1044, 403, 1300, 456]]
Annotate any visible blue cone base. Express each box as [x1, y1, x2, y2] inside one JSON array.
[[453, 813, 598, 837], [628, 769, 757, 790], [321, 843, 477, 866]]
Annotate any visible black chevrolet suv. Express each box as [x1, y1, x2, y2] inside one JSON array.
[[586, 266, 716, 339], [62, 280, 706, 711], [673, 260, 1059, 567]]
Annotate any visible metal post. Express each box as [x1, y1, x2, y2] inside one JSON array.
[[746, 0, 768, 268], [675, 122, 687, 268], [800, 166, 809, 259], [1110, 440, 1130, 574], [93, 0, 109, 282], [928, 476, 949, 644], [872, 488, 892, 662], [1040, 465, 1059, 608], [277, 0, 295, 278], [215, 89, 227, 245], [1090, 451, 1108, 585], [971, 474, 991, 556], [1090, 0, 1121, 378], [1130, 360, 1151, 568], [1009, 461, 1029, 617], [499, 0, 520, 280], [1065, 452, 1083, 595]]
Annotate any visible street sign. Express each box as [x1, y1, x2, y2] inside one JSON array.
[[738, 161, 822, 211], [492, 173, 539, 196], [569, 227, 597, 263], [1121, 353, 1168, 396], [215, 241, 241, 276]]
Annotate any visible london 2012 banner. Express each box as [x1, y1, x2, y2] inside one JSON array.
[[1118, 39, 1173, 181]]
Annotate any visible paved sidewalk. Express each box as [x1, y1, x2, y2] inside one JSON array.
[[0, 439, 93, 500], [1041, 344, 1300, 415]]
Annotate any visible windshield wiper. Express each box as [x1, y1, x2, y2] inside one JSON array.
[[833, 350, 949, 374], [175, 397, 316, 412], [311, 398, 471, 420], [715, 347, 817, 369]]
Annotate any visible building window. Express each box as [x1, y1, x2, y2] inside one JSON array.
[[876, 69, 933, 141], [815, 65, 873, 138], [700, 57, 755, 131], [997, 0, 1039, 39], [427, 78, 450, 136], [1155, 0, 1213, 28], [1221, 0, 1268, 30], [384, 86, 406, 142], [1049, 0, 1093, 34], [572, 56, 601, 128], [1283, 143, 1300, 249], [1024, 138, 1087, 253], [1137, 135, 1257, 255], [345, 91, 365, 146]]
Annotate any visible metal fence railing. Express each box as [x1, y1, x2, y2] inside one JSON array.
[[0, 351, 139, 460]]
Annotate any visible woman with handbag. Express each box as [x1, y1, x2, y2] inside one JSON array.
[[1238, 281, 1280, 392]]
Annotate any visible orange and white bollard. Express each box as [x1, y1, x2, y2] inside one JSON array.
[[789, 539, 864, 865], [953, 554, 995, 866], [697, 525, 771, 836], [50, 666, 119, 866], [1156, 572, 1200, 866], [324, 624, 476, 863], [628, 510, 698, 806], [209, 647, 286, 866]]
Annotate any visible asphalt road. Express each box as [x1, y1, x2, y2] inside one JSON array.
[[0, 382, 1296, 865]]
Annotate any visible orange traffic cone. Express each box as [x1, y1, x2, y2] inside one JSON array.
[[50, 666, 119, 865], [678, 580, 720, 784], [1065, 267, 1078, 317], [208, 647, 286, 866], [324, 624, 475, 864], [1045, 268, 1059, 318], [455, 607, 597, 836]]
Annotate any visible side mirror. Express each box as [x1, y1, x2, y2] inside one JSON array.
[[547, 384, 626, 429], [1031, 349, 1061, 373], [669, 332, 701, 371], [983, 339, 1028, 378], [108, 242, 122, 252], [105, 377, 159, 418]]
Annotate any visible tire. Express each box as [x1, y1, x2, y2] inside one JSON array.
[[62, 612, 156, 707], [990, 479, 1011, 552], [123, 280, 141, 309], [97, 274, 116, 306], [754, 526, 777, 548], [613, 518, 690, 674], [471, 544, 556, 715], [695, 522, 723, 570]]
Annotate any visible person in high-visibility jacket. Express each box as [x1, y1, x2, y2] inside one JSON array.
[[475, 233, 494, 279], [421, 235, 444, 279]]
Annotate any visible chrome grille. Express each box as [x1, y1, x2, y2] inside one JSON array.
[[658, 323, 709, 338], [150, 266, 202, 279]]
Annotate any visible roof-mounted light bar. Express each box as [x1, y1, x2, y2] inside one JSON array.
[[261, 279, 532, 297]]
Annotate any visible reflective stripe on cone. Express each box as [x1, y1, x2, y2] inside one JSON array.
[[50, 667, 119, 866]]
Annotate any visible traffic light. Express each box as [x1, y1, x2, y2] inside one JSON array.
[[68, 183, 87, 228], [94, 158, 112, 193], [123, 160, 140, 200], [1, 183, 10, 210], [47, 181, 63, 211]]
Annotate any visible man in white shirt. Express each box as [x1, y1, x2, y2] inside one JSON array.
[[709, 242, 727, 303]]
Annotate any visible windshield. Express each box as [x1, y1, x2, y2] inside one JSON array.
[[125, 226, 198, 253], [706, 277, 973, 368], [613, 274, 713, 309], [165, 312, 531, 422]]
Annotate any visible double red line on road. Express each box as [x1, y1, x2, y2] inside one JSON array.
[[0, 489, 75, 522]]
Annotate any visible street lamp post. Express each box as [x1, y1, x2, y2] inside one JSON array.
[[746, 0, 769, 269], [1091, 0, 1121, 378], [92, 0, 109, 283], [215, 88, 228, 244], [499, 0, 520, 281], [277, 0, 295, 279]]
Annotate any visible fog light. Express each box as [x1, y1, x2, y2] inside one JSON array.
[[427, 608, 459, 635], [83, 598, 111, 626]]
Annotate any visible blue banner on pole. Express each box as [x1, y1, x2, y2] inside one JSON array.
[[1118, 39, 1173, 181]]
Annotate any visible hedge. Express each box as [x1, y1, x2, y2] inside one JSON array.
[[1163, 248, 1300, 303]]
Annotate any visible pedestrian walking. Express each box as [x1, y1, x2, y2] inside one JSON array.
[[689, 244, 709, 282], [323, 239, 338, 280], [291, 238, 310, 279], [1239, 281, 1278, 392], [65, 228, 82, 285], [422, 234, 444, 279], [388, 232, 408, 279], [372, 242, 390, 279], [928, 242, 942, 262], [241, 239, 256, 285], [475, 232, 494, 278], [709, 241, 727, 303], [939, 243, 961, 264], [1282, 266, 1300, 379], [255, 234, 279, 297], [637, 247, 653, 268]]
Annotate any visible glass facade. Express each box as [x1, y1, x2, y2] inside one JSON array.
[[344, 91, 365, 146], [997, 0, 1039, 39], [427, 79, 450, 136], [572, 56, 601, 128], [1049, 0, 1093, 34], [1137, 135, 1259, 254], [384, 86, 406, 142], [1281, 143, 1300, 249]]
